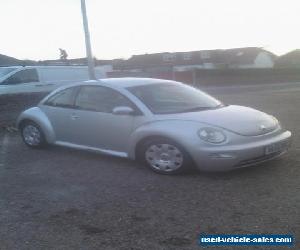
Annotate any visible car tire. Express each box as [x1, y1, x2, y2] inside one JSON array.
[[139, 138, 193, 174], [20, 121, 46, 148]]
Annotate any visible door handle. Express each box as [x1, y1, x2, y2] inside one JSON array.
[[71, 114, 79, 120]]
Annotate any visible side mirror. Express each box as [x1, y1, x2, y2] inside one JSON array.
[[112, 106, 134, 115]]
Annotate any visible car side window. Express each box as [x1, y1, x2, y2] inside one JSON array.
[[75, 86, 134, 113], [2, 69, 39, 85], [44, 87, 78, 108]]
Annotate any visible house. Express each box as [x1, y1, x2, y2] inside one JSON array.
[[223, 47, 276, 69], [118, 47, 276, 73], [275, 49, 300, 68], [118, 50, 222, 72]]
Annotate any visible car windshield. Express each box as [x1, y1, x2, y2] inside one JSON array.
[[127, 83, 223, 114], [0, 68, 17, 78]]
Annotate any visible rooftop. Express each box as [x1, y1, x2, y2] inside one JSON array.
[[100, 77, 176, 88]]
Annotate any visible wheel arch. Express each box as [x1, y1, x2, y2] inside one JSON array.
[[134, 135, 178, 161], [18, 118, 36, 129], [132, 134, 196, 165], [128, 120, 201, 161], [17, 107, 55, 144]]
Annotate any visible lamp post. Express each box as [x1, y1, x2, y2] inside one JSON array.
[[80, 0, 96, 80]]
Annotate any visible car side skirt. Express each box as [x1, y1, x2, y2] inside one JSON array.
[[55, 141, 128, 158]]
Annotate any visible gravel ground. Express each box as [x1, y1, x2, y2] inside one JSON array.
[[0, 82, 299, 250]]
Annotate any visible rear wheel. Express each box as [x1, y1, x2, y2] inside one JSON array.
[[21, 121, 46, 148], [140, 138, 192, 174]]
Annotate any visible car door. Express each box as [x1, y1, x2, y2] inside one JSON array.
[[70, 85, 137, 153], [0, 68, 40, 94], [40, 86, 80, 142]]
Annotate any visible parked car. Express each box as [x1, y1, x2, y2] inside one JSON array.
[[17, 78, 292, 174], [0, 66, 109, 95]]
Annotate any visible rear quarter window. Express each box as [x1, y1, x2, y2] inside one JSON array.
[[44, 87, 79, 108]]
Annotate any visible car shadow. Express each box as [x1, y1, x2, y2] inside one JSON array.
[[40, 143, 287, 180], [198, 159, 284, 180]]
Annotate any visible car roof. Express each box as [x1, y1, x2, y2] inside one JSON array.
[[40, 78, 182, 104], [89, 77, 178, 88], [43, 78, 181, 99]]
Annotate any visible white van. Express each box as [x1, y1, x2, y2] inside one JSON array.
[[0, 66, 110, 95]]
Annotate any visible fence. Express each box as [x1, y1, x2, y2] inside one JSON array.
[[108, 68, 300, 85]]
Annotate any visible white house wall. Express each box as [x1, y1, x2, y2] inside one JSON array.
[[253, 52, 274, 68]]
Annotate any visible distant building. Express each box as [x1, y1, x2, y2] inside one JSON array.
[[275, 50, 300, 68], [0, 47, 277, 74]]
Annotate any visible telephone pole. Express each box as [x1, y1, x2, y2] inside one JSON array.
[[80, 0, 96, 80]]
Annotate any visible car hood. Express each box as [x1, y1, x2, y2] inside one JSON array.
[[158, 105, 279, 136]]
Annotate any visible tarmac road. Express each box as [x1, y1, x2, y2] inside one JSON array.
[[0, 82, 299, 250]]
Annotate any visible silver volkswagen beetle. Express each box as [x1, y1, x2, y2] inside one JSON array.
[[17, 78, 292, 174]]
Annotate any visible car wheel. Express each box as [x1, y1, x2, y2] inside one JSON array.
[[21, 121, 46, 148], [140, 138, 192, 174]]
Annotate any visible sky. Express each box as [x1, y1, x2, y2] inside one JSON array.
[[1, 0, 299, 60]]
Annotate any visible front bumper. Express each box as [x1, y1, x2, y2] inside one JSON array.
[[191, 130, 292, 171]]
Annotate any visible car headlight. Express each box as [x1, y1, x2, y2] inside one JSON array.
[[270, 115, 280, 126], [198, 127, 226, 144]]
